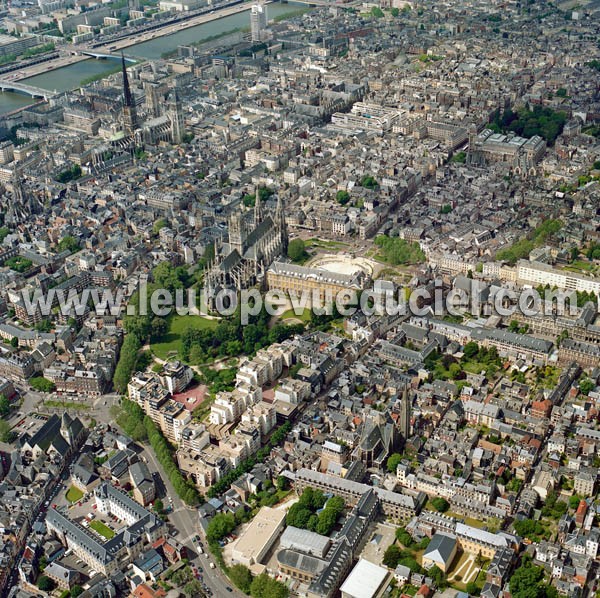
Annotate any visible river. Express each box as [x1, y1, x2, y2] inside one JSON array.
[[0, 1, 304, 114]]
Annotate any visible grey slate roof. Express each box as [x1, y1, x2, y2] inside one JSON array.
[[423, 532, 457, 566]]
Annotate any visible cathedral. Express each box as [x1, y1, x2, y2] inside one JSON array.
[[204, 189, 288, 308], [118, 53, 184, 147]]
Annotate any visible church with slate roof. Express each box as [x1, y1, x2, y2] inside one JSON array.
[[204, 187, 288, 308]]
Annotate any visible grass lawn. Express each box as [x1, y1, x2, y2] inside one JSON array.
[[192, 394, 216, 422], [151, 314, 218, 360], [279, 308, 311, 323], [565, 260, 597, 274], [448, 549, 470, 575], [89, 520, 115, 539], [66, 486, 84, 503], [461, 360, 488, 374], [445, 510, 488, 529]]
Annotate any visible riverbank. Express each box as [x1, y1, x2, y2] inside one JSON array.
[[0, 1, 308, 115], [9, 1, 260, 82]]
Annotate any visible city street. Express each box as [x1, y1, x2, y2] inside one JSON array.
[[2, 388, 241, 596], [139, 445, 244, 597]]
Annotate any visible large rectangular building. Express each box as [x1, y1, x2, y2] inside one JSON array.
[[516, 260, 600, 295], [470, 328, 553, 365], [46, 484, 165, 576], [295, 468, 425, 521], [231, 506, 286, 566], [266, 262, 367, 304]]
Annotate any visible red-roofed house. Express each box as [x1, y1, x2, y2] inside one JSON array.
[[575, 500, 588, 527], [132, 583, 166, 598], [531, 399, 552, 419]]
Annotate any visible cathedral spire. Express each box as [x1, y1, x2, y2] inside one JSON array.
[[169, 89, 184, 145], [12, 169, 24, 203], [121, 53, 138, 135], [122, 53, 133, 108]]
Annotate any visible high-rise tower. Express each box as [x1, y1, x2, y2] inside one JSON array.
[[250, 2, 267, 42]]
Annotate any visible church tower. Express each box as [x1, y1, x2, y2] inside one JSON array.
[[169, 90, 184, 145], [145, 82, 160, 118], [121, 54, 138, 135], [398, 386, 411, 444], [254, 184, 263, 226], [276, 194, 288, 254], [229, 212, 245, 255]]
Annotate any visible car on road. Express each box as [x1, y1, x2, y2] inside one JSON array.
[[226, 588, 233, 592]]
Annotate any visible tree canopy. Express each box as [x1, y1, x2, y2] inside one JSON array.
[[509, 556, 557, 598], [387, 453, 403, 473], [229, 564, 253, 593], [431, 497, 450, 512], [29, 376, 56, 393], [288, 238, 308, 263], [250, 573, 288, 598], [57, 235, 80, 253], [336, 190, 350, 205], [37, 576, 55, 591], [286, 489, 344, 536], [374, 235, 425, 266], [207, 513, 236, 543], [489, 106, 567, 145], [0, 419, 12, 443]]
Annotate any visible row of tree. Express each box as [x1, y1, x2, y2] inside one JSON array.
[[117, 400, 200, 505], [0, 392, 13, 441], [113, 334, 141, 394], [142, 405, 200, 505]]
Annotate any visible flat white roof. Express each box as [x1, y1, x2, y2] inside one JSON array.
[[340, 559, 389, 598], [231, 506, 286, 563]]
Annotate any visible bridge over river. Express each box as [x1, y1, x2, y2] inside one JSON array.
[[0, 80, 58, 100]]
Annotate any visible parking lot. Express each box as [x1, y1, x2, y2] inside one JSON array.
[[65, 495, 127, 540], [9, 412, 49, 441]]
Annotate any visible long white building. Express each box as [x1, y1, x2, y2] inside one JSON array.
[[516, 260, 600, 294]]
